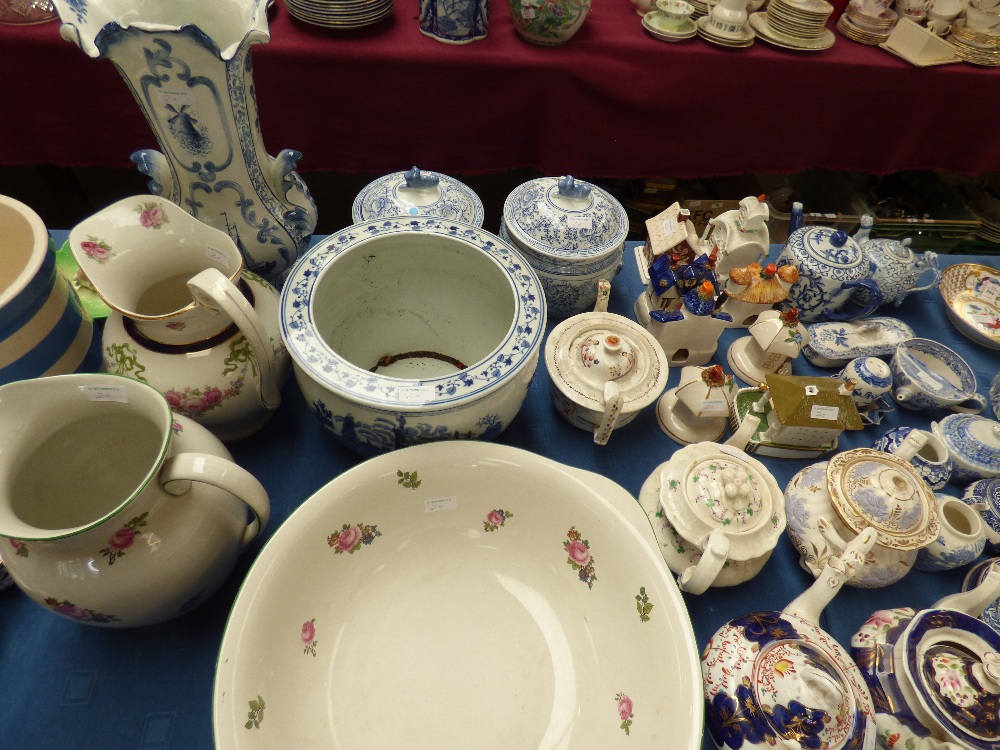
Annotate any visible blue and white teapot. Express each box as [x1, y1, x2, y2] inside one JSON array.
[[851, 216, 942, 308], [776, 226, 882, 323]]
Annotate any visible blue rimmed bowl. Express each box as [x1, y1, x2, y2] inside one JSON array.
[[280, 217, 546, 456]]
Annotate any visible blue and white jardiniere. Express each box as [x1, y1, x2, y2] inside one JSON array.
[[775, 226, 882, 323], [872, 426, 953, 491], [963, 478, 1000, 554], [280, 217, 546, 456], [933, 413, 1000, 484], [890, 337, 986, 414], [52, 0, 318, 285]]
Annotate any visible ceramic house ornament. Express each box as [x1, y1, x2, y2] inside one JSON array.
[[726, 373, 864, 459], [850, 564, 1000, 750], [702, 194, 770, 276], [727, 308, 810, 385], [639, 441, 785, 593], [717, 261, 800, 328], [701, 527, 880, 750], [657, 364, 737, 444]]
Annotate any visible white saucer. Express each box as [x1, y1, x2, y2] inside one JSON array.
[[749, 12, 836, 49], [643, 12, 698, 40], [697, 14, 756, 45]]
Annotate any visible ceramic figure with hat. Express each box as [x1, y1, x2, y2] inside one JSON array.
[[657, 364, 738, 444], [727, 307, 810, 385]]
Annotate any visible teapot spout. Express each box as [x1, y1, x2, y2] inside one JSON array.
[[783, 527, 877, 624], [932, 561, 1000, 617]]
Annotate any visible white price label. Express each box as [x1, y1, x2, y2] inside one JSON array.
[[425, 496, 457, 513], [566, 216, 593, 230], [979, 277, 1000, 304], [156, 89, 197, 109], [700, 397, 730, 415], [810, 405, 840, 421], [206, 246, 231, 270], [394, 386, 436, 403], [661, 218, 677, 237], [82, 385, 129, 404]]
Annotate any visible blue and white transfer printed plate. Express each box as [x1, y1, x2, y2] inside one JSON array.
[[802, 317, 915, 368], [214, 441, 703, 749]]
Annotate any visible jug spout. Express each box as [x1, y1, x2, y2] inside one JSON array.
[[933, 561, 1000, 617]]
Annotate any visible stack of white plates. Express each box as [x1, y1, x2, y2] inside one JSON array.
[[948, 19, 1000, 66], [285, 0, 394, 29], [836, 5, 897, 45], [751, 0, 836, 50], [697, 14, 756, 47]]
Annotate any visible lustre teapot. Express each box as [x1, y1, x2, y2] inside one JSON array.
[[850, 562, 1000, 750], [776, 226, 883, 323], [851, 215, 942, 308], [70, 196, 289, 441], [702, 527, 879, 750]]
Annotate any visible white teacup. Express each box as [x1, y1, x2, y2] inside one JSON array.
[[973, 0, 1000, 13], [965, 5, 1000, 32], [656, 0, 694, 25], [708, 0, 748, 25], [928, 0, 962, 19], [926, 17, 952, 33], [849, 0, 892, 16], [895, 0, 931, 18]]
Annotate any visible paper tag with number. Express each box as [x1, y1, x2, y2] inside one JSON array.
[[206, 246, 231, 270], [82, 385, 129, 403], [394, 385, 436, 403], [425, 496, 457, 513], [566, 216, 593, 230], [156, 89, 197, 109], [810, 405, 840, 421], [700, 397, 730, 415]]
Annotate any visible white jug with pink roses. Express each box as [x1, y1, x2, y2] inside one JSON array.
[[69, 195, 289, 441]]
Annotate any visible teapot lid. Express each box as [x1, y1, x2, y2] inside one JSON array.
[[702, 609, 875, 750], [351, 167, 485, 226], [895, 609, 1000, 749], [933, 414, 1000, 476], [658, 443, 785, 561], [544, 311, 668, 412], [502, 176, 629, 261], [826, 448, 939, 550], [785, 226, 868, 277]]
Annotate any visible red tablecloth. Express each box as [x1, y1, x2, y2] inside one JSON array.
[[1, 0, 997, 179]]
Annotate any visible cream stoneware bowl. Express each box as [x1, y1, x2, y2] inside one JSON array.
[[0, 373, 269, 627], [280, 217, 546, 456]]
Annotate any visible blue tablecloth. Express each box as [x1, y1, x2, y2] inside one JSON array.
[[2, 237, 999, 750]]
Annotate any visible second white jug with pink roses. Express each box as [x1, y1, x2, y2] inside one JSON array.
[[69, 195, 290, 441]]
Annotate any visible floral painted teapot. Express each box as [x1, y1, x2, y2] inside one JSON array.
[[702, 527, 879, 750], [850, 562, 1000, 750], [851, 216, 941, 308], [70, 196, 289, 441]]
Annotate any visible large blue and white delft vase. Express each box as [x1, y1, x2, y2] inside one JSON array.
[[52, 0, 317, 285]]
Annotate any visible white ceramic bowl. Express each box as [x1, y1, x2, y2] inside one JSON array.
[[280, 217, 546, 455], [351, 167, 485, 226], [214, 441, 703, 749], [0, 194, 97, 384]]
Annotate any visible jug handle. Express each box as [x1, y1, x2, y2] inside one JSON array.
[[911, 251, 942, 293], [187, 268, 281, 410], [161, 452, 270, 547], [950, 393, 987, 415], [824, 278, 882, 321], [594, 380, 623, 446]]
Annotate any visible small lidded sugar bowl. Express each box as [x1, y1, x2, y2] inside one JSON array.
[[502, 175, 628, 318], [702, 528, 879, 750], [784, 434, 941, 588], [351, 166, 485, 225], [545, 281, 668, 444], [638, 442, 785, 593], [932, 414, 1000, 484]]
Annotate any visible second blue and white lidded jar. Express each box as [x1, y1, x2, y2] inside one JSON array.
[[502, 175, 629, 318], [351, 167, 485, 227]]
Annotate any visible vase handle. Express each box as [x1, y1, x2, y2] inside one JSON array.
[[160, 452, 270, 547], [187, 268, 281, 411]]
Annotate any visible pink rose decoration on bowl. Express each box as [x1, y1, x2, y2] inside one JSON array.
[[80, 240, 110, 261], [301, 620, 316, 644], [107, 527, 136, 552], [564, 527, 597, 588], [566, 539, 590, 566], [617, 693, 633, 721], [337, 525, 361, 552], [327, 521, 381, 555], [138, 204, 166, 229]]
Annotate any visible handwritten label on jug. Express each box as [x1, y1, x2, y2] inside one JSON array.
[[206, 246, 230, 270], [810, 405, 840, 421], [566, 216, 593, 230], [155, 89, 197, 109], [82, 385, 129, 404], [425, 496, 457, 514]]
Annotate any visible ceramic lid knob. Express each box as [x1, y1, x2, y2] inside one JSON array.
[[578, 331, 636, 386], [830, 230, 849, 248]]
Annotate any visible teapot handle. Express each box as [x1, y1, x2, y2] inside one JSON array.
[[910, 251, 942, 293], [160, 452, 270, 547], [594, 380, 623, 446], [187, 268, 281, 411], [678, 529, 731, 595], [824, 278, 883, 321]]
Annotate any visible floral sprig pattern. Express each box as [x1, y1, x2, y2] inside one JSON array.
[[44, 597, 120, 624], [327, 523, 382, 554], [245, 695, 265, 730], [79, 236, 113, 263], [9, 539, 27, 558], [136, 201, 168, 229], [635, 587, 653, 623], [564, 526, 596, 588], [484, 509, 513, 532], [301, 619, 318, 657], [99, 512, 149, 565], [396, 470, 421, 489], [616, 692, 634, 736]]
